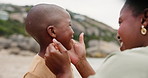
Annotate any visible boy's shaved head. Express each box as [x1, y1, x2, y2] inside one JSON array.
[[25, 4, 74, 55], [25, 4, 68, 46]]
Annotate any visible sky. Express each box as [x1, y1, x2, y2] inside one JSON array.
[[0, 0, 125, 29]]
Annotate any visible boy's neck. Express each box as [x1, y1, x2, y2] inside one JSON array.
[[38, 40, 53, 58], [38, 47, 46, 58]]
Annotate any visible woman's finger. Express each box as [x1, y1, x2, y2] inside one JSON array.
[[53, 39, 67, 53], [45, 43, 58, 57], [79, 32, 84, 45]]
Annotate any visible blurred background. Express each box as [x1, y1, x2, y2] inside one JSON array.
[[0, 0, 124, 78]]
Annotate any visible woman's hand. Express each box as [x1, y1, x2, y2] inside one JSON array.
[[68, 33, 86, 65], [44, 39, 72, 78], [68, 33, 95, 78]]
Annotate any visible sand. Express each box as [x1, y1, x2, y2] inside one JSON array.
[[0, 49, 104, 78]]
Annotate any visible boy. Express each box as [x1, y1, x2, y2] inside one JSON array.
[[24, 4, 95, 78]]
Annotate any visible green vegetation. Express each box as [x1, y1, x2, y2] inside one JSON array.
[[0, 19, 27, 36], [24, 5, 33, 12]]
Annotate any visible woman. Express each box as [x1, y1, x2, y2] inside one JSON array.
[[91, 0, 148, 78], [45, 0, 148, 78], [118, 0, 148, 51]]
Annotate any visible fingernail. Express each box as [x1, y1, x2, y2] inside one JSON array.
[[53, 39, 58, 43], [82, 32, 84, 35]]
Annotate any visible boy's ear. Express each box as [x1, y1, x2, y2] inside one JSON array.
[[142, 8, 148, 27], [47, 26, 56, 38]]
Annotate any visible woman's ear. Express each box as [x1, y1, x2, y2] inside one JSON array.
[[47, 26, 56, 38], [142, 8, 148, 27]]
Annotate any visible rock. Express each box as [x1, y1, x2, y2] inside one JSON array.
[[86, 27, 99, 36], [9, 34, 39, 52], [5, 6, 15, 12], [0, 34, 40, 54], [19, 50, 36, 56], [10, 42, 18, 48], [85, 17, 116, 33], [88, 39, 100, 47], [87, 40, 120, 57], [8, 47, 21, 55], [73, 14, 85, 21], [0, 10, 9, 21], [98, 41, 120, 53], [26, 37, 39, 52], [9, 13, 25, 23], [0, 37, 12, 49], [72, 20, 85, 34], [87, 46, 100, 54]]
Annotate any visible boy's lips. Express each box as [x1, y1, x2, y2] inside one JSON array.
[[118, 39, 123, 47], [71, 35, 74, 39]]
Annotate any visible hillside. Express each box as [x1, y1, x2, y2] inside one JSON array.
[[0, 3, 120, 57]]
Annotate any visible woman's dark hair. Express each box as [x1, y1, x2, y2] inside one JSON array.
[[125, 0, 148, 16]]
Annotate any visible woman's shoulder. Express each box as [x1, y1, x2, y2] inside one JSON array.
[[90, 46, 148, 78], [104, 46, 148, 63]]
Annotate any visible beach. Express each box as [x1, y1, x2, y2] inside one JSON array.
[[0, 49, 104, 78]]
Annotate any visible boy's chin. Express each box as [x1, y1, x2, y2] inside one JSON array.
[[65, 44, 71, 50], [66, 46, 71, 50]]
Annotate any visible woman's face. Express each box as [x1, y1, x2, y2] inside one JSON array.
[[118, 5, 144, 51]]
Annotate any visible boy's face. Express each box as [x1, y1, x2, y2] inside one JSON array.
[[55, 12, 74, 50]]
